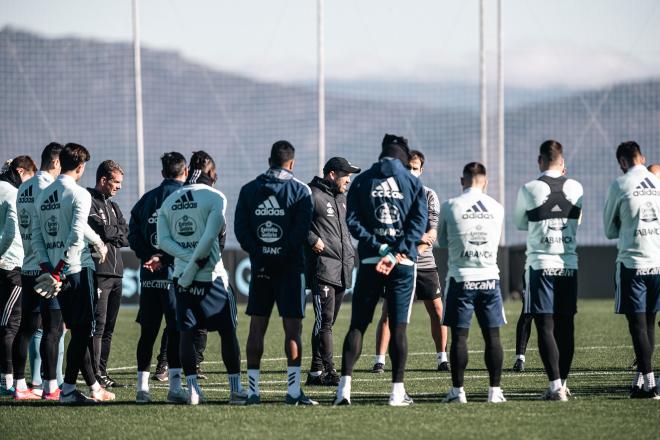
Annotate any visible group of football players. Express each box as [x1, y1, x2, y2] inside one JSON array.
[[0, 135, 658, 405]]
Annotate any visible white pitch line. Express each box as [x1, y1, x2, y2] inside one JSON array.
[[138, 370, 634, 390], [106, 344, 654, 373]]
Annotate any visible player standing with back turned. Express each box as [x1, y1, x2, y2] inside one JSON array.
[[604, 141, 660, 399]]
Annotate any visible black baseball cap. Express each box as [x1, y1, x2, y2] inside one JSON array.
[[323, 157, 361, 175]]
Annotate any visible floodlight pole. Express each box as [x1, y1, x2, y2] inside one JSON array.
[[132, 0, 145, 198], [497, 0, 505, 244], [479, 0, 487, 167], [317, 0, 326, 177]]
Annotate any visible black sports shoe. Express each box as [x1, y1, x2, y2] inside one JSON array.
[[306, 372, 325, 386], [196, 365, 207, 380], [512, 359, 525, 372], [104, 375, 126, 388], [630, 385, 660, 399], [322, 369, 340, 386], [437, 361, 450, 372], [153, 361, 168, 382], [371, 362, 385, 374], [96, 375, 112, 388]]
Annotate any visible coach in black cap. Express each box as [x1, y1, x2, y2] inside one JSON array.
[[305, 157, 360, 386]]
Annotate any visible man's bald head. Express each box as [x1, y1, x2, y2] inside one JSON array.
[[648, 164, 660, 178]]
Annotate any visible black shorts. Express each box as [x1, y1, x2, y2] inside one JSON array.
[[415, 268, 442, 301], [0, 267, 22, 328], [136, 272, 177, 329], [175, 277, 237, 332], [246, 264, 306, 319], [57, 267, 97, 330]]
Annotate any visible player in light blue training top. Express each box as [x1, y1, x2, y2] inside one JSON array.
[[438, 162, 506, 404], [603, 141, 660, 399]]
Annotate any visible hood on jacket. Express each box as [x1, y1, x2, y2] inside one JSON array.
[[258, 167, 294, 195], [309, 176, 340, 195], [371, 157, 408, 178]]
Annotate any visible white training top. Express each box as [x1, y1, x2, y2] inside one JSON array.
[[31, 174, 97, 275], [0, 180, 24, 270], [438, 187, 504, 282], [157, 183, 227, 283], [603, 164, 660, 269], [514, 170, 583, 270]]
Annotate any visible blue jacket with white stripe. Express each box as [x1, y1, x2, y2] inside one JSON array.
[[235, 167, 313, 270], [346, 158, 428, 262]]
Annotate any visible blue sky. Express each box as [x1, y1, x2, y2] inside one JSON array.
[[1, 0, 659, 87]]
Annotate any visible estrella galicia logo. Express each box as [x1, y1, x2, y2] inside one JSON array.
[[175, 215, 197, 237], [45, 215, 58, 237], [640, 202, 658, 223], [375, 203, 400, 224], [462, 200, 494, 219], [40, 191, 60, 211], [633, 177, 658, 197], [17, 185, 34, 204], [255, 196, 285, 216], [172, 191, 197, 210], [258, 221, 283, 243], [19, 208, 31, 230], [467, 225, 488, 245], [326, 202, 335, 217]]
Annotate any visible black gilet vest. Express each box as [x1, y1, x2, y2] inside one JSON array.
[[526, 175, 581, 222]]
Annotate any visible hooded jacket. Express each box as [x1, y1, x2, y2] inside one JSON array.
[[87, 187, 129, 277], [305, 176, 354, 288], [235, 167, 313, 271], [346, 158, 428, 262], [128, 178, 182, 280]]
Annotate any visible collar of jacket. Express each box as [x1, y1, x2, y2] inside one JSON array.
[[88, 187, 110, 201], [309, 175, 340, 196]]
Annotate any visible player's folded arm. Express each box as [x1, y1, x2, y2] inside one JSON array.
[[393, 183, 428, 259], [513, 187, 530, 231], [234, 187, 258, 255], [603, 182, 622, 239], [0, 200, 16, 257]]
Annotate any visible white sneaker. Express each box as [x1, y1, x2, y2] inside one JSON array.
[[229, 389, 248, 405], [189, 388, 206, 405], [136, 390, 152, 404], [487, 389, 507, 403], [540, 387, 568, 401], [167, 388, 189, 404], [91, 387, 115, 401], [388, 393, 414, 406], [442, 387, 467, 404]]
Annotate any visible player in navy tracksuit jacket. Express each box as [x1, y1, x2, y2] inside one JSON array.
[[128, 152, 186, 401], [234, 140, 316, 405], [335, 134, 428, 407]]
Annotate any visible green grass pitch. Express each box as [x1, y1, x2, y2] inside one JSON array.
[[1, 299, 658, 439]]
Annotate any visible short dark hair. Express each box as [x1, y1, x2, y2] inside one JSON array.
[[616, 141, 642, 164], [59, 143, 91, 172], [188, 150, 215, 174], [270, 140, 295, 167], [10, 155, 37, 174], [40, 142, 63, 170], [96, 160, 124, 182], [410, 150, 425, 168], [161, 152, 187, 179], [539, 140, 563, 164], [463, 162, 487, 180]]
